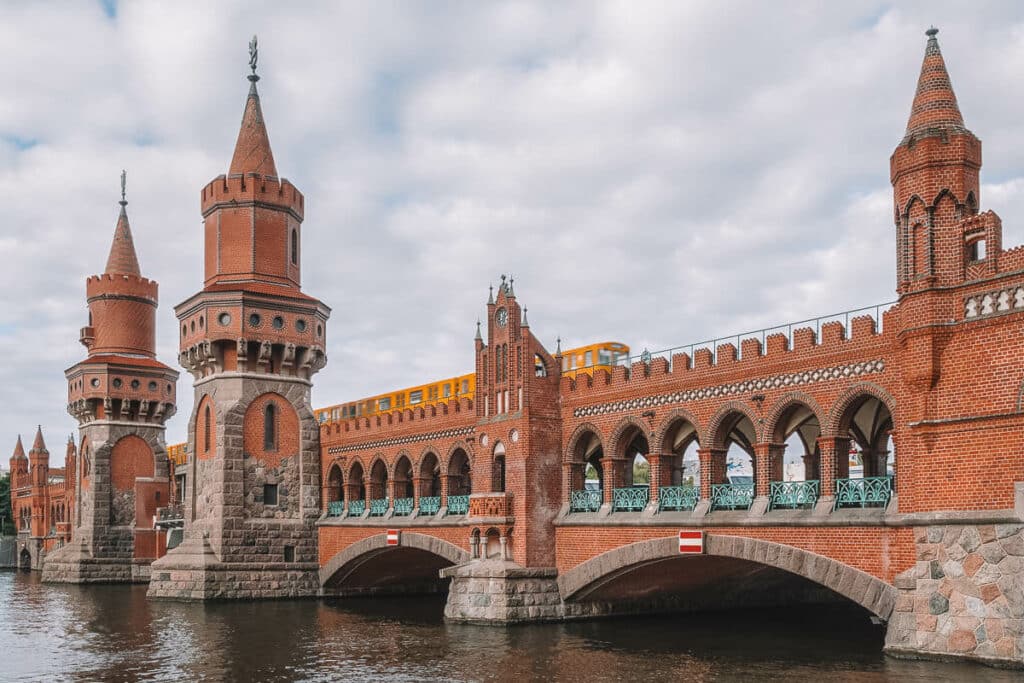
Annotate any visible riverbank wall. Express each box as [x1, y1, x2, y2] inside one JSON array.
[[0, 537, 15, 568]]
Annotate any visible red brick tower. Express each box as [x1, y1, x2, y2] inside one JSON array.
[[149, 38, 330, 600], [8, 435, 27, 497], [28, 428, 50, 540], [891, 27, 986, 295], [44, 177, 179, 584]]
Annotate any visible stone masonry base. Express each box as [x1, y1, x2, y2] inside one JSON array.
[[146, 535, 319, 600], [41, 539, 152, 584], [884, 523, 1024, 669], [442, 560, 564, 623]]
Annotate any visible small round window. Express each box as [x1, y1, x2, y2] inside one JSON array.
[[218, 312, 231, 326], [249, 313, 262, 328], [296, 319, 307, 333], [131, 380, 140, 390], [273, 316, 284, 330], [112, 378, 123, 389], [148, 381, 158, 391], [90, 378, 100, 388]]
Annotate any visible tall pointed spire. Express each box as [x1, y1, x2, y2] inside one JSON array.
[[903, 27, 968, 142], [12, 435, 25, 460], [229, 35, 278, 177], [104, 171, 141, 276], [31, 426, 47, 454]]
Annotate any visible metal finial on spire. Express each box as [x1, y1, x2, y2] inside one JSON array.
[[556, 336, 562, 354], [475, 319, 482, 341], [509, 276, 515, 296], [488, 284, 494, 305], [521, 307, 529, 326], [248, 34, 259, 82], [119, 169, 127, 206], [926, 26, 938, 38]]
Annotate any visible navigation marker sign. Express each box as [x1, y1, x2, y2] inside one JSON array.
[[387, 529, 401, 546], [678, 530, 704, 554]]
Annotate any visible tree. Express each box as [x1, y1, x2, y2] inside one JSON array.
[[0, 472, 10, 537]]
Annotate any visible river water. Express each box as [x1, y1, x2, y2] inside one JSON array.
[[0, 571, 1017, 682]]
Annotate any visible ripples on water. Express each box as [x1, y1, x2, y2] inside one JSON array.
[[0, 570, 1017, 682]]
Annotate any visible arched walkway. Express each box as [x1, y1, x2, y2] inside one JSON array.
[[319, 532, 470, 595], [557, 535, 895, 620], [566, 426, 604, 512]]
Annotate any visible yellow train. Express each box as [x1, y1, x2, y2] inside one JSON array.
[[316, 341, 629, 424], [167, 442, 188, 467]]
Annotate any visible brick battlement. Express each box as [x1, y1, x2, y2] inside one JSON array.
[[200, 173, 304, 219], [86, 273, 158, 302], [559, 311, 891, 400], [320, 396, 476, 441]]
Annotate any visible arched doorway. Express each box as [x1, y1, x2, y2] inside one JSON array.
[[325, 464, 344, 516], [768, 399, 822, 510], [418, 452, 442, 515], [446, 448, 471, 514], [393, 455, 414, 516], [832, 392, 895, 509], [346, 462, 366, 516], [613, 424, 650, 512], [708, 408, 757, 510], [658, 415, 701, 512], [567, 428, 603, 513], [19, 547, 32, 571], [369, 459, 390, 516]]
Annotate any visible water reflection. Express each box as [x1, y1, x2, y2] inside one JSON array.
[[0, 570, 1017, 682]]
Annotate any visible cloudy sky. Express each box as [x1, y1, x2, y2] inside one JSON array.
[[2, 1, 1023, 452]]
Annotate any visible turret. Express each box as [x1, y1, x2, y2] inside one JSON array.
[[9, 435, 27, 491], [28, 427, 49, 538], [891, 28, 983, 292]]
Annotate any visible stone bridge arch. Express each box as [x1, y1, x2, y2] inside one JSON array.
[[319, 531, 470, 592], [557, 534, 896, 619]]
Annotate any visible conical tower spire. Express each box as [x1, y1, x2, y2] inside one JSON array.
[[104, 170, 141, 276], [12, 435, 25, 460], [229, 35, 278, 177], [31, 425, 47, 454], [903, 27, 968, 142]]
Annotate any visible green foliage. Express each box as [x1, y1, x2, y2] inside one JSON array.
[[584, 463, 598, 481], [632, 459, 649, 485]]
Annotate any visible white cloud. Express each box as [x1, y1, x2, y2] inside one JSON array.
[[0, 1, 1023, 449]]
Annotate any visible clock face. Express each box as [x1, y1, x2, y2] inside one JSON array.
[[496, 307, 508, 327]]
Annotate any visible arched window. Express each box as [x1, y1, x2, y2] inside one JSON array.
[[493, 442, 506, 493], [204, 405, 211, 453], [291, 229, 298, 266], [264, 402, 277, 451]]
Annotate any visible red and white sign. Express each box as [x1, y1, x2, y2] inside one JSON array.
[[386, 529, 401, 546], [678, 530, 704, 554]]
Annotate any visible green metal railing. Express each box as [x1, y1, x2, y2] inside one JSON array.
[[393, 497, 414, 517], [710, 483, 754, 511], [658, 486, 699, 512], [347, 499, 366, 517], [447, 495, 470, 515], [368, 498, 389, 517], [834, 476, 893, 510], [326, 501, 345, 517], [569, 489, 602, 513], [769, 480, 819, 510], [419, 496, 441, 515], [612, 486, 649, 512]]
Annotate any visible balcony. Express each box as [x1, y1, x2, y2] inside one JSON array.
[[612, 486, 649, 512], [326, 501, 345, 517], [658, 485, 699, 512], [834, 476, 892, 510], [447, 495, 470, 516], [368, 498, 390, 517], [710, 483, 754, 511], [347, 499, 365, 517], [769, 480, 819, 510], [393, 497, 414, 517], [569, 489, 602, 513], [418, 496, 441, 516]]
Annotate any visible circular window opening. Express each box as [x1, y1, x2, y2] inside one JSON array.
[[112, 378, 123, 389], [218, 312, 231, 326], [130, 380, 140, 390], [296, 319, 307, 333], [273, 316, 284, 330], [148, 381, 158, 391], [249, 313, 262, 328], [90, 378, 100, 388]]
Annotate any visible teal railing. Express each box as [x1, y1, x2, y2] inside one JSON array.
[[418, 496, 441, 516], [658, 486, 699, 512], [369, 498, 389, 517], [710, 483, 754, 511], [769, 480, 819, 510], [447, 495, 470, 515], [612, 486, 649, 512], [834, 476, 892, 510], [393, 497, 414, 517], [326, 501, 345, 517], [347, 499, 366, 517], [569, 489, 602, 513]]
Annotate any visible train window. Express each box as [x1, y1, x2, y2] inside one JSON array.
[[599, 350, 611, 365], [410, 390, 423, 404], [378, 397, 391, 411], [585, 351, 593, 366], [443, 384, 451, 398], [462, 380, 469, 394]]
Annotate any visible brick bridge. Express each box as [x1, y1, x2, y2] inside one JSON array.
[[316, 31, 1024, 668]]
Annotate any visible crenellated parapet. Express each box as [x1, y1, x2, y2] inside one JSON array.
[[200, 173, 304, 220]]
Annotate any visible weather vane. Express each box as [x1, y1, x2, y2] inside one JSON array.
[[249, 35, 258, 76], [120, 169, 127, 205]]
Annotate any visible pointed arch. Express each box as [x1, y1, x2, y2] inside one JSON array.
[[607, 416, 650, 460], [706, 401, 761, 451], [652, 408, 702, 454], [566, 422, 603, 463], [764, 391, 825, 444], [824, 382, 897, 438]]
